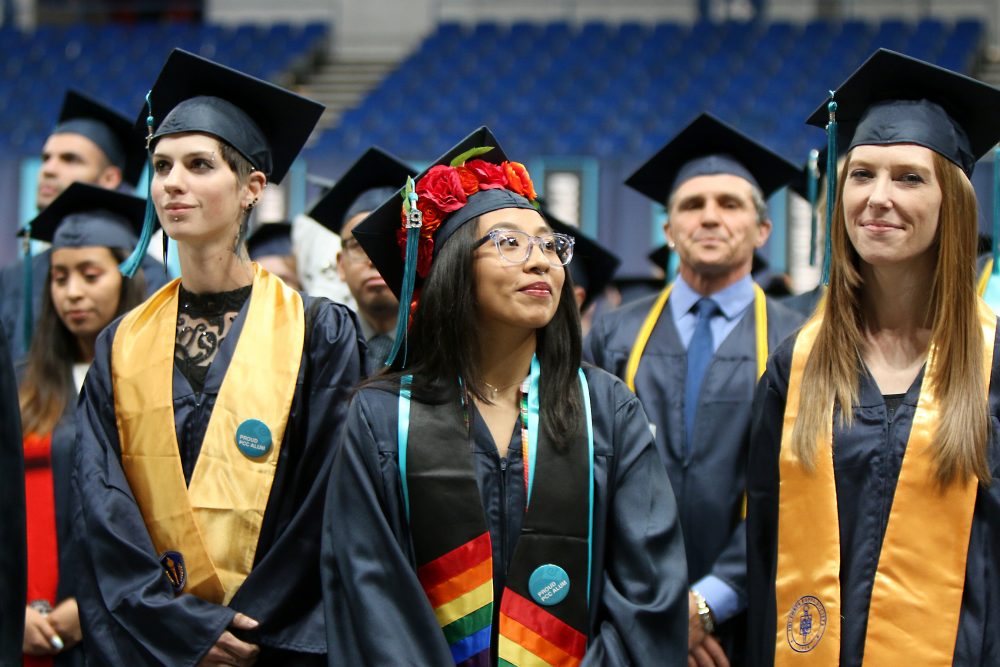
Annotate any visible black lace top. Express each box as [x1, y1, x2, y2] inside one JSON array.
[[175, 284, 251, 394]]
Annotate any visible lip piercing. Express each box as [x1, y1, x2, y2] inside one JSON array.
[[172, 216, 180, 222]]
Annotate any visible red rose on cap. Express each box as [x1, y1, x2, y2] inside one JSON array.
[[465, 159, 508, 190], [454, 166, 481, 197], [416, 165, 467, 213]]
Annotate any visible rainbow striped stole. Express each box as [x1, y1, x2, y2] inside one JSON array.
[[498, 591, 586, 666], [401, 368, 593, 666], [418, 532, 494, 666]]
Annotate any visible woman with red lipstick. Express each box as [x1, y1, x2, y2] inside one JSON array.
[[321, 128, 688, 666], [747, 50, 1000, 667], [70, 51, 363, 666], [15, 183, 148, 667]]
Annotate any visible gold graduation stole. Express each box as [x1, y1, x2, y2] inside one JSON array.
[[112, 263, 304, 605], [624, 281, 768, 392], [774, 302, 995, 665]]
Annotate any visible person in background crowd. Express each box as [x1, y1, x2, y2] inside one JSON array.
[[585, 112, 804, 667], [247, 222, 302, 291], [322, 127, 688, 666], [16, 183, 148, 667], [0, 90, 167, 359], [71, 49, 363, 666], [307, 147, 415, 374], [748, 49, 1000, 667]]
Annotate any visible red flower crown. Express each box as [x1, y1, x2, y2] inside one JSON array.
[[398, 157, 538, 278]]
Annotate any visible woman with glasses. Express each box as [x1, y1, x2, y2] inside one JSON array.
[[321, 128, 687, 666]]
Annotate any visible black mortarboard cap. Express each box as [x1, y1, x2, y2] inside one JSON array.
[[806, 49, 1000, 176], [626, 112, 800, 204], [307, 147, 416, 235], [353, 126, 537, 299], [53, 90, 146, 187], [247, 221, 293, 260], [143, 49, 324, 184], [24, 182, 150, 249], [542, 211, 620, 310]]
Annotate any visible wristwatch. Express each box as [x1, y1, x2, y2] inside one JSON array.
[[691, 589, 715, 635]]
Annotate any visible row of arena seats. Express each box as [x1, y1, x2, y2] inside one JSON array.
[[313, 18, 982, 165], [0, 22, 328, 153]]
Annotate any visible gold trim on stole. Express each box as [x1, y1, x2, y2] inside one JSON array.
[[112, 264, 305, 604], [624, 282, 768, 392], [775, 302, 995, 665]]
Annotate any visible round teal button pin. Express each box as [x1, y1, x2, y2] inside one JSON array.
[[235, 419, 272, 458], [528, 564, 570, 606]]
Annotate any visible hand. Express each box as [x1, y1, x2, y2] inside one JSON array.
[[689, 634, 730, 667], [197, 613, 261, 667], [688, 591, 706, 650], [23, 606, 60, 656], [48, 598, 83, 650]]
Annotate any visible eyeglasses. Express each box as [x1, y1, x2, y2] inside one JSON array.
[[340, 237, 370, 264], [473, 229, 575, 267]]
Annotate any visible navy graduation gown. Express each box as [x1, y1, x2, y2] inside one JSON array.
[[0, 326, 25, 666], [747, 329, 1000, 667], [71, 294, 364, 666], [584, 292, 803, 654], [0, 250, 169, 360], [321, 367, 689, 666]]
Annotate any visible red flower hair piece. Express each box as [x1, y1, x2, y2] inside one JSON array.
[[396, 153, 537, 279]]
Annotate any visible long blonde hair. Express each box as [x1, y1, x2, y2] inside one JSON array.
[[791, 149, 989, 486]]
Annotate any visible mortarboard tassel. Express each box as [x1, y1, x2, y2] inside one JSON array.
[[384, 177, 421, 368], [20, 225, 33, 353], [993, 145, 999, 276], [118, 91, 157, 278], [822, 95, 837, 286], [807, 148, 820, 266]]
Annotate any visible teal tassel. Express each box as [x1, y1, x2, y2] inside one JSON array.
[[384, 182, 422, 368], [119, 91, 156, 278], [807, 148, 820, 266], [822, 95, 837, 286], [993, 145, 999, 275], [20, 231, 33, 353]]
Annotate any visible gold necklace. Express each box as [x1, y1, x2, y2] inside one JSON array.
[[482, 378, 522, 399]]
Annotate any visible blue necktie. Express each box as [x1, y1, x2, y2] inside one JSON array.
[[684, 298, 719, 454]]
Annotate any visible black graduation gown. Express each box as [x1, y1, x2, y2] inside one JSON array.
[[747, 330, 1000, 667], [584, 291, 804, 657], [0, 249, 169, 360], [71, 294, 364, 666], [0, 326, 26, 666], [321, 367, 689, 666], [781, 285, 823, 318]]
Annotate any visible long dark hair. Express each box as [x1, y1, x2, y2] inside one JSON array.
[[18, 247, 147, 435], [373, 217, 585, 446]]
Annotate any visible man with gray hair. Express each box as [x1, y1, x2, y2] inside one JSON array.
[[585, 113, 803, 667]]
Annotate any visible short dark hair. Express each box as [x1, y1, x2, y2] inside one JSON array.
[[371, 218, 584, 448]]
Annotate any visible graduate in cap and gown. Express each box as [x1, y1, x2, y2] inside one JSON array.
[[541, 211, 619, 335], [0, 91, 168, 359], [321, 127, 688, 666], [247, 222, 302, 291], [307, 147, 415, 374], [0, 328, 26, 665], [747, 49, 1000, 667], [584, 112, 805, 666], [70, 49, 364, 666], [16, 183, 149, 666]]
